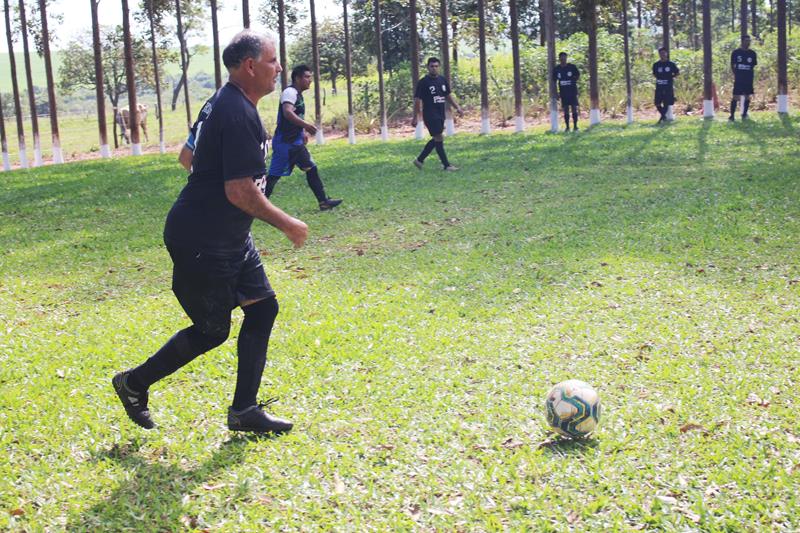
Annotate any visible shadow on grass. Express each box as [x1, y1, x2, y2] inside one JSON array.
[[779, 113, 797, 134], [697, 119, 713, 163], [539, 435, 599, 457], [68, 434, 278, 531]]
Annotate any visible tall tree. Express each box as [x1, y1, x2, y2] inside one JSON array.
[[168, 0, 205, 113], [690, 0, 698, 49], [258, 0, 300, 88], [89, 0, 109, 156], [440, 0, 454, 134], [121, 0, 141, 154], [661, 0, 670, 50], [210, 0, 221, 89], [545, 0, 558, 132], [750, 0, 757, 35], [175, 0, 191, 130], [410, 0, 422, 138], [243, 0, 250, 27], [289, 21, 370, 93], [478, 0, 489, 134], [309, 0, 324, 143], [622, 0, 633, 123], [0, 91, 9, 170], [741, 0, 748, 37], [777, 0, 788, 112], [3, 0, 28, 167], [510, 0, 523, 132], [142, 0, 166, 153], [17, 0, 41, 166], [37, 0, 62, 163], [702, 0, 713, 117], [277, 0, 287, 88], [578, 0, 600, 124], [343, 0, 355, 143], [374, 0, 388, 140]]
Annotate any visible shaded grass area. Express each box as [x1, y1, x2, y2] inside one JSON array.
[[1, 113, 799, 530]]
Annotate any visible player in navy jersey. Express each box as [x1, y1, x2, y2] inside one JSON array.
[[553, 52, 580, 131], [652, 47, 680, 124], [265, 65, 342, 210], [412, 57, 463, 171], [112, 31, 308, 435], [729, 35, 758, 121]]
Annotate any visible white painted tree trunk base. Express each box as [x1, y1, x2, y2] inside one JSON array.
[[380, 125, 389, 141], [590, 108, 601, 125], [703, 100, 715, 118], [480, 116, 490, 135], [19, 149, 29, 169], [666, 105, 675, 121], [549, 104, 559, 133], [415, 122, 424, 139], [315, 130, 325, 145], [159, 142, 166, 154], [2, 152, 10, 171], [627, 105, 634, 124], [100, 144, 111, 158], [778, 94, 789, 113], [514, 115, 525, 133], [132, 144, 143, 156], [52, 146, 64, 164], [348, 115, 356, 144], [33, 147, 43, 167], [445, 117, 455, 136]]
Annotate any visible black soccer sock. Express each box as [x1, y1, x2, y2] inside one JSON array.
[[730, 99, 737, 116], [305, 166, 328, 203], [571, 107, 579, 128], [232, 297, 279, 411], [434, 141, 450, 168], [564, 109, 570, 128], [743, 98, 750, 116], [656, 103, 667, 119], [264, 175, 281, 198], [418, 139, 436, 162], [130, 326, 229, 391]]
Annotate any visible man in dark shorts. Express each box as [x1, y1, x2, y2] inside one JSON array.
[[553, 52, 580, 132], [729, 35, 757, 121], [653, 47, 679, 124], [412, 57, 463, 171], [265, 65, 342, 211], [112, 30, 308, 435]]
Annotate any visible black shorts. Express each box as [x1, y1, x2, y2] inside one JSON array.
[[560, 93, 579, 108], [423, 117, 444, 136], [733, 79, 754, 96], [654, 87, 675, 106], [167, 236, 274, 337], [268, 143, 316, 177]]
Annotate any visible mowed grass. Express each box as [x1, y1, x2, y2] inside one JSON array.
[[1, 114, 799, 530]]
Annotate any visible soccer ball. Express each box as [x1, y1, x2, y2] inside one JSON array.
[[544, 380, 601, 438]]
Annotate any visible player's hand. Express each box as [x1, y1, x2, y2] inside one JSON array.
[[283, 217, 308, 248], [456, 107, 464, 117], [305, 123, 318, 135], [411, 116, 418, 127], [303, 131, 309, 145]]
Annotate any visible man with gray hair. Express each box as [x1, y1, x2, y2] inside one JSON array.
[[113, 30, 307, 435]]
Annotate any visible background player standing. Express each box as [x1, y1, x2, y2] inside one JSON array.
[[652, 47, 679, 124], [729, 35, 757, 121], [412, 57, 463, 171], [553, 52, 580, 132]]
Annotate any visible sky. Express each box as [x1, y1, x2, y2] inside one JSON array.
[[0, 0, 342, 53]]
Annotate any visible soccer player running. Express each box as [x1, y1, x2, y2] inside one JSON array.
[[729, 34, 757, 121], [652, 47, 679, 124], [112, 30, 308, 435], [265, 65, 342, 211], [553, 52, 580, 132], [412, 57, 463, 171]]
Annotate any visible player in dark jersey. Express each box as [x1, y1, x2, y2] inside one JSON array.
[[652, 47, 679, 124], [553, 52, 580, 131], [729, 35, 758, 121], [112, 31, 308, 435], [412, 57, 463, 171], [179, 90, 220, 172], [265, 65, 342, 210]]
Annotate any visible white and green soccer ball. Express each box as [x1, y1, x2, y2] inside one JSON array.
[[544, 380, 601, 439]]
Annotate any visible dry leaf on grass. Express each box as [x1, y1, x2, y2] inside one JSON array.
[[679, 423, 708, 434], [9, 508, 25, 517]]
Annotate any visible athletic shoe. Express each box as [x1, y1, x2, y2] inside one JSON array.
[[728, 116, 735, 122], [741, 114, 750, 121], [228, 399, 293, 434], [112, 371, 155, 429], [573, 126, 579, 131], [319, 198, 343, 211], [443, 165, 459, 172], [565, 126, 570, 132], [413, 158, 424, 170]]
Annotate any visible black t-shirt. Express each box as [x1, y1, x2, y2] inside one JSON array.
[[414, 75, 450, 121], [652, 60, 679, 89], [164, 82, 269, 252], [274, 86, 305, 145], [731, 48, 757, 80], [553, 63, 580, 96]]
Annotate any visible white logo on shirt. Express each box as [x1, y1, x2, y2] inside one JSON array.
[[747, 57, 752, 63], [567, 71, 572, 77], [665, 67, 670, 72], [441, 84, 446, 91]]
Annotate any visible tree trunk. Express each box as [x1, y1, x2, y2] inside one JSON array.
[[477, 0, 489, 134], [210, 0, 221, 90], [777, 0, 788, 112], [545, 0, 558, 132], [38, 0, 62, 163], [278, 0, 287, 88], [121, 0, 141, 153], [637, 0, 642, 28], [89, 0, 109, 155], [3, 0, 28, 167], [622, 0, 633, 123], [732, 0, 735, 31], [510, 0, 523, 131], [147, 0, 165, 152], [439, 0, 450, 83], [343, 0, 354, 143], [661, 0, 670, 51], [310, 0, 325, 142], [702, 0, 714, 117], [751, 0, 758, 35], [176, 0, 192, 132], [410, 0, 420, 110], [0, 90, 9, 170], [18, 0, 41, 166], [741, 0, 748, 37], [539, 0, 545, 45], [451, 20, 458, 65], [242, 0, 249, 28], [588, 2, 600, 123], [691, 0, 698, 50], [373, 0, 387, 140]]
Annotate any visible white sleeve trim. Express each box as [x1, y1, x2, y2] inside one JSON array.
[[280, 87, 298, 105]]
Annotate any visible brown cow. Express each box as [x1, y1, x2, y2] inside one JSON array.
[[116, 103, 149, 144]]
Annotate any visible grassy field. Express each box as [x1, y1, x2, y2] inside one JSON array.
[[1, 113, 800, 530]]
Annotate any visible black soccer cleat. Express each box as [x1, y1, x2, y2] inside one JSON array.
[[112, 371, 155, 429], [228, 400, 293, 434], [319, 198, 343, 211]]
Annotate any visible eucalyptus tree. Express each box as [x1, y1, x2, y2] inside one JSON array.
[[89, 0, 109, 156], [121, 0, 142, 154], [36, 0, 62, 162], [3, 0, 28, 167], [0, 91, 9, 170], [411, 0, 423, 139], [777, 0, 788, 113], [17, 0, 42, 165], [510, 0, 524, 132], [374, 0, 388, 140], [210, 0, 221, 89], [702, 0, 714, 117], [309, 0, 324, 142]]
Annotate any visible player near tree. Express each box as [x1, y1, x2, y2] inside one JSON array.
[[112, 30, 308, 435], [729, 35, 757, 121], [265, 65, 342, 210], [553, 52, 580, 132], [652, 47, 679, 124], [411, 57, 463, 171]]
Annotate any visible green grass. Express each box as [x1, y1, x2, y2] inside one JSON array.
[[1, 113, 800, 530]]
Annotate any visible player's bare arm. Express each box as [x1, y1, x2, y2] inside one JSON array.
[[412, 98, 423, 126], [282, 101, 316, 135], [447, 94, 463, 116], [178, 146, 193, 171], [225, 177, 308, 248]]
